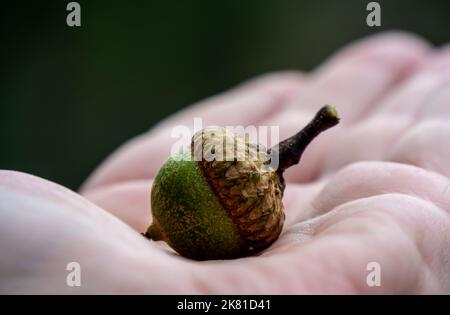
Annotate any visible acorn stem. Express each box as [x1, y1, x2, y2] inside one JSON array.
[[272, 105, 340, 174]]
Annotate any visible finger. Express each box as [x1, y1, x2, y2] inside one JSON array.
[[285, 32, 429, 124], [322, 115, 410, 173], [418, 84, 450, 121], [322, 47, 450, 174], [374, 47, 450, 117], [389, 120, 450, 178], [414, 45, 450, 121], [261, 32, 429, 183], [282, 181, 326, 227], [153, 71, 304, 130], [81, 72, 304, 192], [311, 161, 450, 217]]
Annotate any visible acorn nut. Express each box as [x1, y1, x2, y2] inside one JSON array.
[[145, 105, 340, 260]]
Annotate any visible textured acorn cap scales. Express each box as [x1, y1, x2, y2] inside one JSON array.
[[192, 128, 285, 254], [145, 105, 340, 260]]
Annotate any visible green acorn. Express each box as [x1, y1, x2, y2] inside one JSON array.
[[145, 105, 339, 260]]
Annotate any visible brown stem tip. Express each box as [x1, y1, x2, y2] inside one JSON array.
[[271, 104, 340, 175]]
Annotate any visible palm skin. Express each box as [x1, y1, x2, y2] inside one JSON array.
[[1, 32, 450, 294]]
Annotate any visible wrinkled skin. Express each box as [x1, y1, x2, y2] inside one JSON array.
[[1, 32, 450, 294]]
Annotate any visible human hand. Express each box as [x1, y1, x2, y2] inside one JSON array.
[[1, 32, 449, 294]]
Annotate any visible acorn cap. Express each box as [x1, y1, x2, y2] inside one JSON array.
[[192, 127, 285, 254]]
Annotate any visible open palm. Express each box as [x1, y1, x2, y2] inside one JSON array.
[[1, 32, 450, 294]]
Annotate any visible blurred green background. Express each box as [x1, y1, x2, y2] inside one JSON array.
[[1, 0, 449, 190]]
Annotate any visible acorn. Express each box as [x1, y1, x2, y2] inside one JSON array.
[[144, 105, 339, 260]]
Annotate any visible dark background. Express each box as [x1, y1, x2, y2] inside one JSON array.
[[1, 0, 450, 190]]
